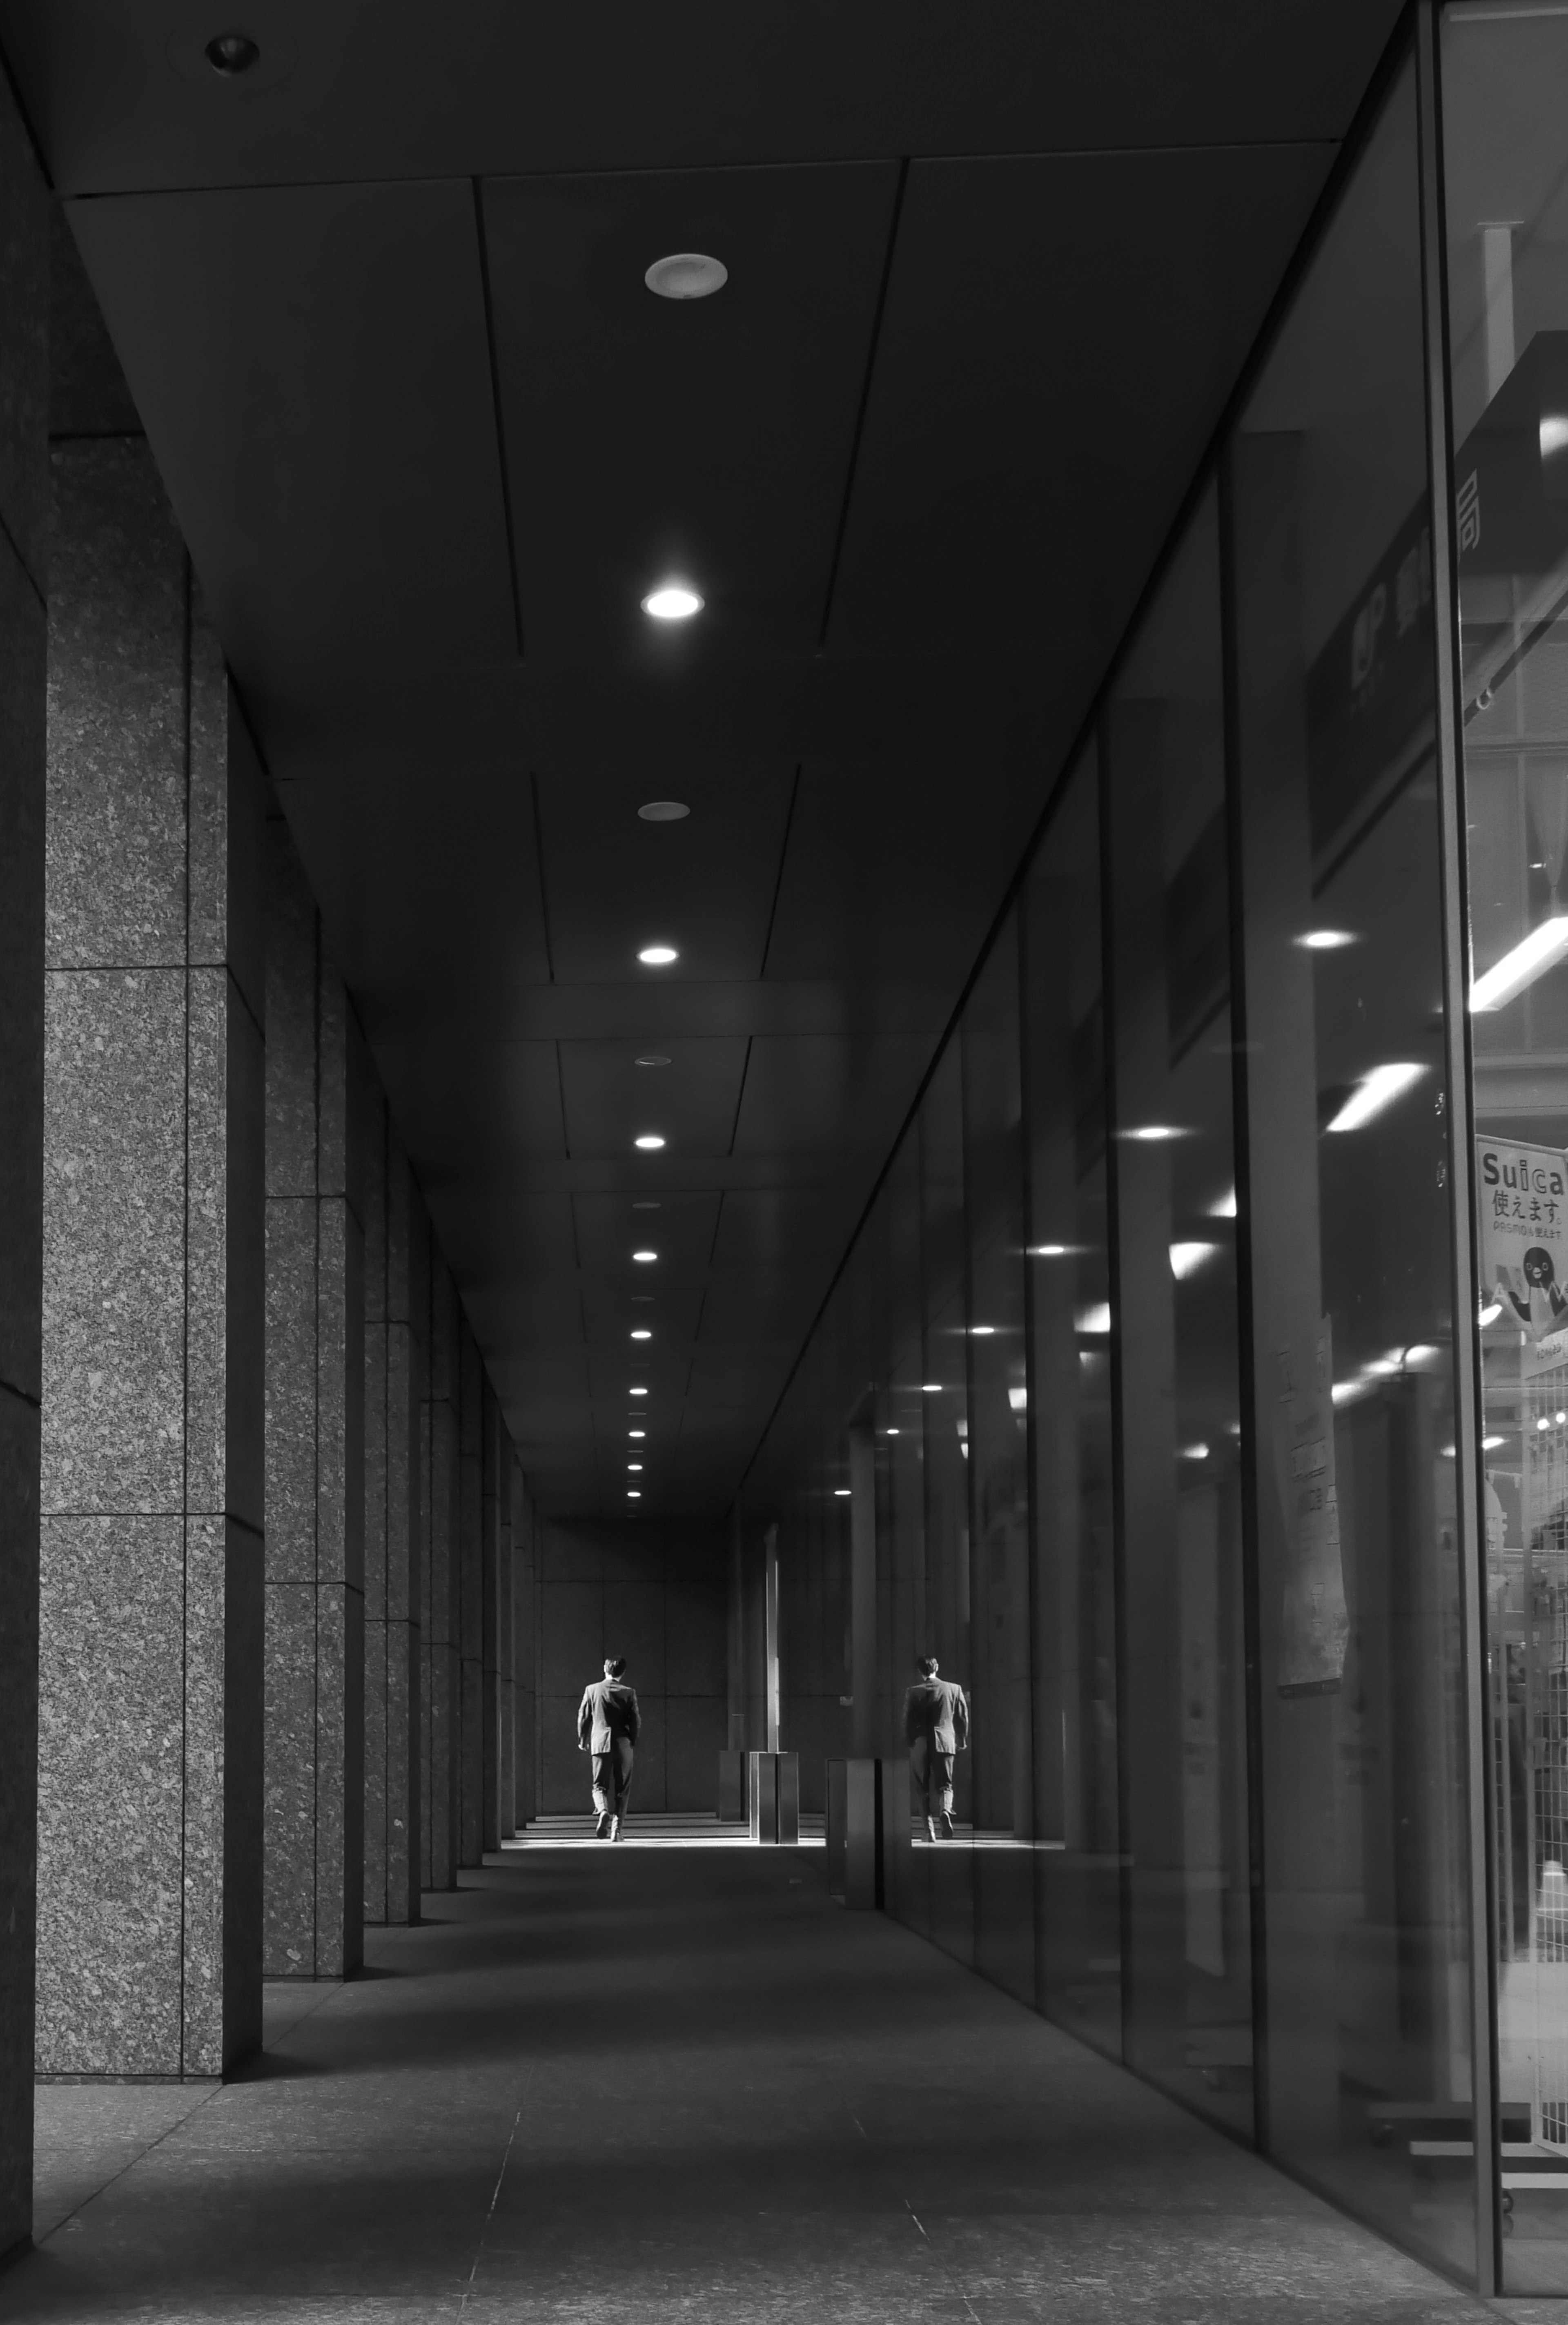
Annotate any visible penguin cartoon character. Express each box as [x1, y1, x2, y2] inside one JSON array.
[[1499, 1245, 1568, 1343]]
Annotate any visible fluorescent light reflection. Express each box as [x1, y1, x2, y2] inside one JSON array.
[[1325, 1061, 1425, 1132], [1126, 1123, 1183, 1142], [1471, 918, 1568, 1010], [834, 1488, 850, 1498], [1170, 1242, 1216, 1280], [1077, 1303, 1111, 1335], [1181, 1443, 1209, 1460], [1297, 928, 1359, 950], [1483, 1434, 1506, 1450], [1209, 1188, 1237, 1219]]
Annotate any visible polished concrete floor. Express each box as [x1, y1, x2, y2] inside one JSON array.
[[0, 1841, 1538, 2323]]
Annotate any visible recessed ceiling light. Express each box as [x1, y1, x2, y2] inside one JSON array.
[[1296, 929, 1359, 950], [1125, 1124, 1184, 1142], [633, 1250, 658, 1263], [638, 945, 679, 966], [886, 1427, 900, 1436], [633, 1200, 660, 1210], [1029, 1244, 1068, 1257], [970, 1324, 996, 1336], [628, 1429, 646, 1439], [629, 1387, 649, 1398], [627, 1489, 642, 1498], [834, 1488, 851, 1498], [645, 252, 728, 301], [638, 800, 690, 822], [630, 1329, 652, 1341], [642, 585, 703, 622], [628, 1463, 644, 1472], [921, 1383, 942, 1393], [635, 1054, 671, 1067], [205, 30, 260, 73], [635, 1135, 666, 1151]]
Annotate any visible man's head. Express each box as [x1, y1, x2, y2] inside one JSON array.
[[604, 1656, 627, 1679], [918, 1655, 939, 1678]]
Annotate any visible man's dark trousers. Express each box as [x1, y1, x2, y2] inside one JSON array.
[[592, 1737, 635, 1818]]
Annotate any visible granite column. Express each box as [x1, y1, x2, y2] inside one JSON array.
[[0, 105, 49, 2258], [262, 816, 365, 1977], [458, 1320, 484, 1867], [363, 1110, 423, 1925], [422, 1257, 460, 1890], [38, 427, 265, 2078]]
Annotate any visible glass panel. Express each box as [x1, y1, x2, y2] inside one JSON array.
[[1022, 747, 1121, 2059], [1232, 55, 1474, 2279], [920, 1043, 976, 1962], [1442, 5, 1568, 2287], [1104, 488, 1253, 2137], [963, 915, 1036, 2005]]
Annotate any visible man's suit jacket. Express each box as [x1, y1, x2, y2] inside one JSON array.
[[902, 1677, 969, 1753], [578, 1679, 641, 1752]]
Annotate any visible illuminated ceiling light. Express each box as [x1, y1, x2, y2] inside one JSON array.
[[632, 1250, 658, 1264], [628, 1429, 646, 1439], [1325, 1061, 1425, 1132], [641, 585, 702, 621], [638, 944, 679, 966], [1543, 415, 1568, 457], [1483, 1434, 1506, 1449], [1170, 1242, 1217, 1281], [628, 1489, 642, 1498], [634, 1134, 666, 1151], [1471, 918, 1568, 1010], [629, 1387, 649, 1398], [206, 30, 260, 73], [834, 1488, 851, 1498], [1181, 1443, 1209, 1460], [635, 1054, 670, 1067], [1076, 1303, 1112, 1335], [921, 1383, 942, 1393], [627, 1463, 644, 1472], [645, 252, 728, 301], [1539, 1417, 1551, 1433], [1296, 929, 1358, 950], [970, 1324, 996, 1336], [1029, 1244, 1068, 1257], [630, 1329, 652, 1341], [1125, 1123, 1183, 1142], [1209, 1188, 1237, 1219], [638, 800, 690, 822]]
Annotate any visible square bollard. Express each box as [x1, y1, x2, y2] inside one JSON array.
[[748, 1750, 800, 1844]]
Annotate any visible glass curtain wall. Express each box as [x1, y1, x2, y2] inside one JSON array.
[[1443, 0, 1568, 2290], [732, 4, 1518, 2292]]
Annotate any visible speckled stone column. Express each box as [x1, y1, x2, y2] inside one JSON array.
[[495, 1419, 515, 1846], [422, 1256, 460, 1891], [262, 816, 364, 1978], [0, 100, 48, 2263], [38, 428, 266, 2080], [512, 1467, 536, 1828], [364, 1109, 423, 1926], [458, 1320, 484, 1867]]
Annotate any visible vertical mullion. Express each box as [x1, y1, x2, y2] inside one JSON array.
[[1097, 716, 1132, 2065], [1414, 0, 1501, 2292]]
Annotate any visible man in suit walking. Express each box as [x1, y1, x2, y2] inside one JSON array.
[[578, 1656, 640, 1840], [903, 1654, 969, 1843]]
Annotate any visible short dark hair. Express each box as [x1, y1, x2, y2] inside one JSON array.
[[918, 1655, 939, 1676], [605, 1655, 627, 1678]]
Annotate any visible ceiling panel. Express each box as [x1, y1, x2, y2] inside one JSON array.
[[733, 1035, 933, 1157], [534, 767, 795, 984], [826, 146, 1332, 658], [581, 1284, 704, 1345], [558, 1038, 748, 1162], [710, 1187, 861, 1275], [571, 1192, 720, 1274], [1, 3, 1404, 196], [67, 180, 516, 697], [379, 1041, 565, 1186], [483, 164, 897, 660], [698, 1275, 820, 1343]]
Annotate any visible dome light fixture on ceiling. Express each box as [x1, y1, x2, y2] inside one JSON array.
[[638, 945, 678, 967], [638, 800, 689, 822], [642, 584, 703, 621], [632, 1250, 658, 1264], [634, 1134, 666, 1151], [630, 1329, 653, 1342], [645, 252, 728, 302], [629, 1387, 649, 1398], [627, 1490, 642, 1499], [206, 29, 260, 72]]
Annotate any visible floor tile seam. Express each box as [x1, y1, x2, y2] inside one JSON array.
[[28, 2080, 228, 2249]]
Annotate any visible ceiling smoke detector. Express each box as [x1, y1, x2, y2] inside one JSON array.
[[645, 252, 728, 301]]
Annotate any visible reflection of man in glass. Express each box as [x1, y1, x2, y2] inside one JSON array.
[[577, 1656, 640, 1841], [903, 1655, 970, 1843]]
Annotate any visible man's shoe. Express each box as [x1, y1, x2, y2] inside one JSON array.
[[940, 1812, 956, 1839], [594, 1813, 610, 1839], [925, 1815, 938, 1843], [609, 1815, 622, 1843]]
